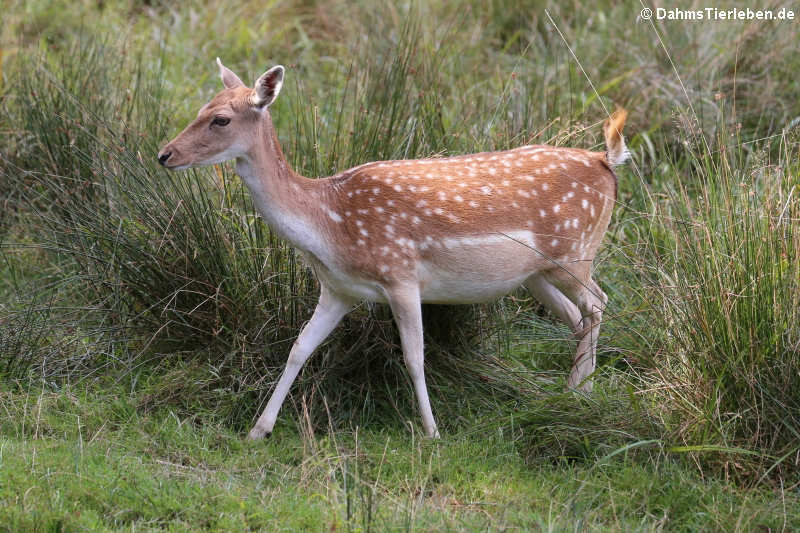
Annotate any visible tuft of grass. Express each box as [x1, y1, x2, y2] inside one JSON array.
[[630, 123, 800, 480]]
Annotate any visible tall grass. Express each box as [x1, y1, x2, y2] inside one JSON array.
[[631, 124, 800, 479]]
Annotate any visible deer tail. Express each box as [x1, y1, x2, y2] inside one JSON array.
[[603, 108, 630, 167]]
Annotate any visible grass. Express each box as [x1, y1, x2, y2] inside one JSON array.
[[1, 0, 799, 530], [1, 385, 797, 532], [634, 131, 800, 477]]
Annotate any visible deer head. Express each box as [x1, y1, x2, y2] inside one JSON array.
[[157, 59, 284, 170]]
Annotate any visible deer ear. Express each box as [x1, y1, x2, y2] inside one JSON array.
[[216, 57, 245, 89], [250, 65, 284, 108]]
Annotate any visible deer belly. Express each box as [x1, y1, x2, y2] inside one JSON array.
[[417, 233, 548, 303], [418, 270, 530, 303], [303, 232, 552, 304]]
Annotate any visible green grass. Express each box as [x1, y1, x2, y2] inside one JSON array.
[[1, 0, 799, 530], [1, 385, 796, 532]]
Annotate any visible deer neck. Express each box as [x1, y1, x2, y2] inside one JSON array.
[[234, 114, 326, 256]]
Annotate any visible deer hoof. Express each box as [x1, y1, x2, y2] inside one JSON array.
[[247, 426, 272, 441]]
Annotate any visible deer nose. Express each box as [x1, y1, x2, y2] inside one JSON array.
[[158, 151, 172, 166]]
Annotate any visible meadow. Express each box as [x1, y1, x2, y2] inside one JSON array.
[[1, 0, 798, 530]]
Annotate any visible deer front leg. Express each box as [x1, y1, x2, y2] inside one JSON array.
[[387, 285, 440, 438], [248, 285, 354, 440]]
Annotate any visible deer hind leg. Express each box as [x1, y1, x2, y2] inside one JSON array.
[[524, 275, 583, 334], [543, 270, 607, 393], [248, 285, 355, 440], [386, 284, 439, 438]]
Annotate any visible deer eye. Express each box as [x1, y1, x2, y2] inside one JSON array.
[[211, 116, 231, 127]]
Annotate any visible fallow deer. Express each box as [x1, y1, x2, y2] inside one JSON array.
[[158, 59, 629, 439]]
